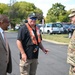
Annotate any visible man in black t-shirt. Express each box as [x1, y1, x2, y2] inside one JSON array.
[[17, 13, 48, 75]]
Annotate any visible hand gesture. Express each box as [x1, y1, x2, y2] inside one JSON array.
[[43, 49, 49, 54]]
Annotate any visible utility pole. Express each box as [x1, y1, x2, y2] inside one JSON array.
[[42, 16, 45, 34]]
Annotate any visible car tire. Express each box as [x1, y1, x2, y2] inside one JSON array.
[[47, 30, 51, 34], [40, 30, 43, 34]]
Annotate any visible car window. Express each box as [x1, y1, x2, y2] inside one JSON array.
[[47, 24, 51, 27], [56, 23, 63, 27], [52, 24, 57, 27], [64, 25, 69, 27]]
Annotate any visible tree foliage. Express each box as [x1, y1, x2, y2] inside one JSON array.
[[9, 1, 43, 24], [0, 2, 72, 28], [0, 3, 9, 15], [10, 2, 43, 20], [0, 1, 43, 29], [46, 3, 68, 23]]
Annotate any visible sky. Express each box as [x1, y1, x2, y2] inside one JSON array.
[[0, 0, 75, 17]]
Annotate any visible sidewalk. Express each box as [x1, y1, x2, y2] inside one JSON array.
[[43, 39, 68, 45]]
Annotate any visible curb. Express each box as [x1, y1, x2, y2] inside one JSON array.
[[43, 39, 68, 45]]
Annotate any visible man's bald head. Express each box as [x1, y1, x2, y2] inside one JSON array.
[[0, 14, 9, 30], [0, 15, 9, 23]]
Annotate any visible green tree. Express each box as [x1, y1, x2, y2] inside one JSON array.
[[10, 1, 43, 22], [46, 3, 67, 23], [13, 2, 42, 19], [8, 1, 43, 29], [59, 14, 69, 22], [0, 3, 9, 14]]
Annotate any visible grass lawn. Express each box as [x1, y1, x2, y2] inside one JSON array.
[[7, 30, 70, 44], [42, 34, 70, 44], [7, 29, 18, 32]]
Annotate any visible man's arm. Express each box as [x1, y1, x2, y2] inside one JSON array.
[[16, 40, 27, 62], [39, 42, 48, 54]]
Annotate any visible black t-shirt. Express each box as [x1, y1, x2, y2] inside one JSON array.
[[17, 24, 41, 59]]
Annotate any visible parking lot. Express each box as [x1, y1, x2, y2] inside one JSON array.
[[7, 32, 69, 75]]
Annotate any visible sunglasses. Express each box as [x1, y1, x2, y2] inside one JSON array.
[[30, 17, 37, 20]]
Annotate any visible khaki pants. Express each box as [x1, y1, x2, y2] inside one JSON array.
[[69, 65, 75, 75], [19, 59, 38, 75]]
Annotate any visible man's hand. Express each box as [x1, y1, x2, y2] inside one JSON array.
[[21, 53, 27, 62], [43, 49, 49, 54], [38, 42, 49, 54]]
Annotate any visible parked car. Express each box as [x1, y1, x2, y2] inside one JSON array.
[[68, 24, 75, 32], [36, 24, 42, 29], [40, 23, 64, 34], [15, 25, 20, 30], [63, 24, 70, 33], [67, 24, 75, 38], [8, 25, 11, 30]]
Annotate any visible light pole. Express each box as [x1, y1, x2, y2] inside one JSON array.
[[42, 16, 45, 34]]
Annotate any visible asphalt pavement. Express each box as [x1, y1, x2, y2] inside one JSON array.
[[6, 32, 70, 75]]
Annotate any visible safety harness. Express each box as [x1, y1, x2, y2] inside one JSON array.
[[26, 24, 41, 45]]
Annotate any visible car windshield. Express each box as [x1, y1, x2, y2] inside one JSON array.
[[52, 23, 63, 27], [47, 24, 51, 27], [56, 23, 63, 27]]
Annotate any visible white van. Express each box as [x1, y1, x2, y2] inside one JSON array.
[[40, 23, 64, 34]]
